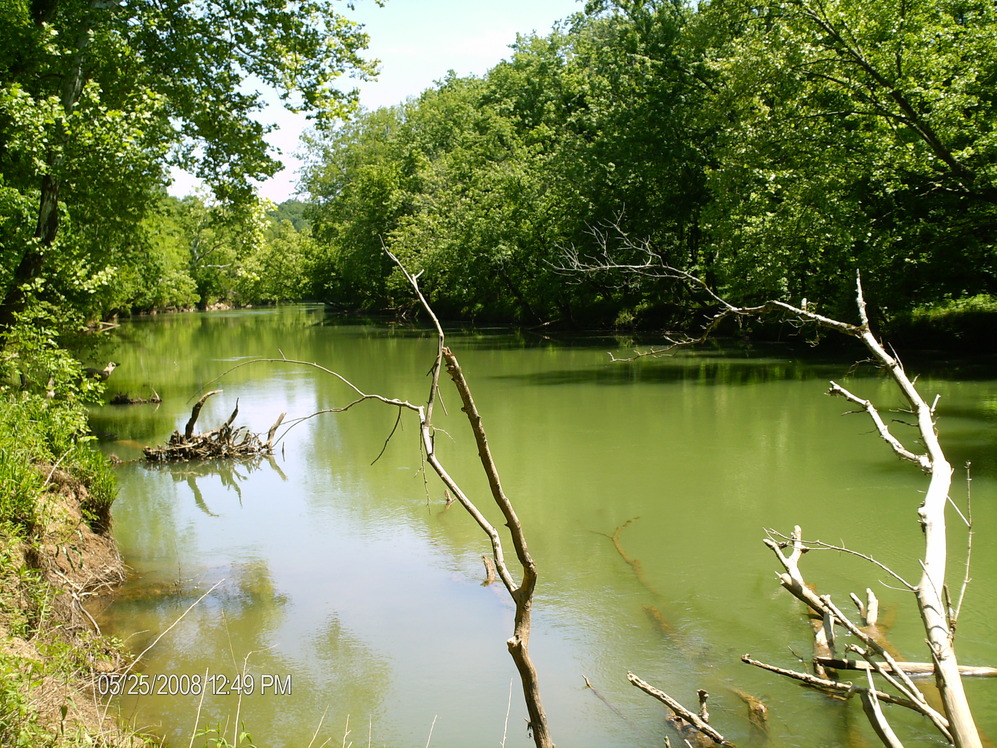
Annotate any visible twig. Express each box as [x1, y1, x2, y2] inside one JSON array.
[[306, 708, 331, 748], [953, 462, 974, 626], [425, 714, 437, 748], [827, 381, 927, 468], [582, 674, 629, 721], [188, 667, 210, 748], [370, 408, 402, 465], [767, 527, 914, 590], [741, 656, 926, 715], [124, 578, 224, 672], [815, 656, 997, 677], [341, 714, 351, 748], [502, 677, 513, 748], [627, 673, 736, 746], [601, 517, 665, 599]]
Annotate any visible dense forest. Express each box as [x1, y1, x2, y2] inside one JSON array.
[[4, 0, 997, 371], [299, 0, 997, 329]]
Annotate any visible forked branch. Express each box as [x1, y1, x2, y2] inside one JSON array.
[[567, 240, 981, 746], [628, 673, 736, 747]]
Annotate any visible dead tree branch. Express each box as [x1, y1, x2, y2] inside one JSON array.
[[766, 527, 914, 591], [582, 675, 630, 722], [741, 655, 933, 718], [210, 254, 555, 747], [185, 389, 221, 439], [144, 391, 286, 462], [384, 266, 553, 745], [628, 672, 737, 747], [384, 251, 553, 747], [816, 657, 997, 678], [597, 517, 665, 599], [566, 236, 983, 746], [762, 526, 955, 740]]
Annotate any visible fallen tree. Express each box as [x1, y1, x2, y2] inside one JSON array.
[[566, 238, 987, 747], [143, 389, 285, 462]]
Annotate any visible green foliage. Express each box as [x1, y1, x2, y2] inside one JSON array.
[[696, 0, 997, 315], [4, 0, 993, 329], [302, 9, 710, 324], [196, 724, 258, 748], [0, 386, 126, 747], [299, 0, 997, 330], [234, 214, 316, 304], [1, 304, 104, 401], [66, 441, 115, 532], [81, 191, 320, 313], [303, 104, 412, 308], [0, 444, 43, 530], [0, 652, 45, 748], [0, 0, 377, 342], [893, 294, 997, 349], [0, 391, 114, 533], [0, 634, 138, 747]]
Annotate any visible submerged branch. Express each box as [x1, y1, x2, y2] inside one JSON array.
[[628, 672, 736, 747]]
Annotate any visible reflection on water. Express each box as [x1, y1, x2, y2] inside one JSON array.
[[89, 306, 997, 747]]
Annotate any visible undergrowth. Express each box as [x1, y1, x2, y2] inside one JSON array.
[[0, 389, 141, 746], [892, 293, 997, 350]]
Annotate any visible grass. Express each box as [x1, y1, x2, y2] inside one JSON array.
[[892, 293, 997, 350], [0, 389, 144, 746], [0, 392, 115, 533]]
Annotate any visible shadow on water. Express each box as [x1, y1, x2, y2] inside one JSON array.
[[141, 457, 288, 516], [494, 352, 872, 387]]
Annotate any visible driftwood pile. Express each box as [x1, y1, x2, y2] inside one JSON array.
[[143, 390, 285, 462], [110, 389, 162, 405]]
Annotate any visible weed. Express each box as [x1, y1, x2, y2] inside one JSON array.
[[195, 724, 258, 747]]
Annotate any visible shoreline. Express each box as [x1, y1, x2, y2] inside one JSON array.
[[0, 461, 143, 746]]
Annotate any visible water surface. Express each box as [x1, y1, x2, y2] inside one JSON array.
[[90, 306, 997, 747]]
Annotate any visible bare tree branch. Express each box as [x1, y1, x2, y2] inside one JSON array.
[[563, 234, 982, 746], [740, 655, 933, 718], [628, 673, 737, 747], [766, 528, 914, 590], [826, 381, 926, 468]]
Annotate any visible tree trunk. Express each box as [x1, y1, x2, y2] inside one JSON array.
[[0, 1, 106, 334], [854, 324, 982, 748], [441, 347, 553, 748]]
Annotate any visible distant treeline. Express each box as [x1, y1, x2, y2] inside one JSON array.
[[4, 0, 997, 341], [299, 0, 997, 329]]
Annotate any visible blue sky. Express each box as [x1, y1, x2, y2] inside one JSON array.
[[170, 0, 584, 201]]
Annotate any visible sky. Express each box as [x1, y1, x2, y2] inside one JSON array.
[[169, 0, 585, 202]]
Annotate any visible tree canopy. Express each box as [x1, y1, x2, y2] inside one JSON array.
[[300, 0, 997, 328], [3, 0, 995, 348], [0, 0, 377, 336]]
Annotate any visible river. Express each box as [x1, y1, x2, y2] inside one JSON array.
[[89, 304, 997, 747]]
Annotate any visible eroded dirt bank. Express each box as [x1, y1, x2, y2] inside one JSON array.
[[0, 465, 144, 746]]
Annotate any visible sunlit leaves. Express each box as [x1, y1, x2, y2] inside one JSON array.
[[698, 0, 997, 313], [300, 6, 710, 324], [1, 0, 377, 334]]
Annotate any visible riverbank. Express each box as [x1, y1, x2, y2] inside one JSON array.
[[0, 393, 143, 746]]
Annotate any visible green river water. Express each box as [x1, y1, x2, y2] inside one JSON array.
[[88, 305, 997, 747]]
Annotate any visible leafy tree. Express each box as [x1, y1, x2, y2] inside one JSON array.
[[300, 0, 997, 330], [303, 104, 413, 308], [0, 0, 377, 333], [696, 0, 997, 315], [302, 8, 711, 325], [273, 199, 311, 232], [235, 212, 317, 304]]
